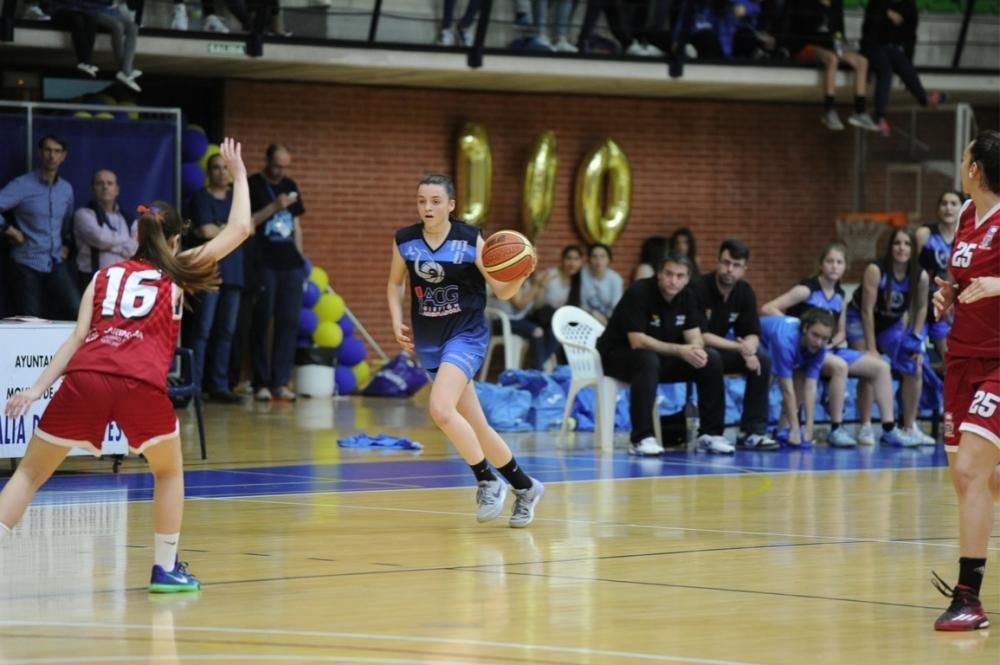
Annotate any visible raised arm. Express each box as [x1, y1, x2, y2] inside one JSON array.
[[183, 138, 251, 265]]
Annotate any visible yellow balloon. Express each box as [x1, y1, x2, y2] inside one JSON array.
[[351, 361, 370, 389], [309, 266, 329, 293], [198, 143, 221, 171], [313, 321, 343, 348], [314, 293, 345, 323], [120, 100, 139, 120], [73, 111, 93, 119], [94, 112, 115, 120], [454, 122, 492, 226], [522, 130, 558, 241], [574, 139, 631, 246]]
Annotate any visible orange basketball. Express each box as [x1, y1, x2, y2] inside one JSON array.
[[482, 230, 535, 282]]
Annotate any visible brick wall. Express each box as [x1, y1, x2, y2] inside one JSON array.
[[225, 80, 856, 355]]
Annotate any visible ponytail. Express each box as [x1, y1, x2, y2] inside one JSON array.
[[134, 201, 220, 294]]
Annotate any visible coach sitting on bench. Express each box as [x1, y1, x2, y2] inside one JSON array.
[[690, 239, 779, 450], [597, 252, 733, 457]]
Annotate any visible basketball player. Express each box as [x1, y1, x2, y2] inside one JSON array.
[[931, 130, 1000, 631], [386, 174, 545, 527], [762, 242, 909, 447], [916, 190, 964, 358], [0, 138, 252, 592], [845, 227, 929, 446]]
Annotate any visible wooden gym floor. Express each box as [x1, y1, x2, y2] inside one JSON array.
[[0, 392, 996, 665]]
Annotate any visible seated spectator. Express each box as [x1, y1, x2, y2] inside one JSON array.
[[690, 239, 778, 449], [846, 227, 928, 446], [438, 0, 479, 46], [688, 0, 768, 60], [598, 252, 732, 456], [861, 0, 943, 137], [90, 0, 142, 91], [577, 0, 660, 56], [670, 226, 701, 273], [48, 0, 99, 77], [530, 243, 583, 331], [488, 278, 558, 370], [762, 241, 901, 447], [171, 0, 251, 31], [580, 243, 623, 325], [0, 134, 80, 320], [785, 0, 878, 132], [759, 308, 835, 447], [633, 234, 668, 282], [190, 154, 244, 402], [73, 169, 137, 290]]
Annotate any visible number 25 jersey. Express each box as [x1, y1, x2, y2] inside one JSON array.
[[65, 259, 182, 391], [948, 201, 1000, 359]]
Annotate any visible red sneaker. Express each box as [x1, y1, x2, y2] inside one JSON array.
[[927, 91, 948, 109], [933, 572, 990, 631], [877, 118, 892, 138]]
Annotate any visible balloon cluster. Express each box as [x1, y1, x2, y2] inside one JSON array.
[[180, 124, 220, 201], [73, 93, 139, 121], [296, 259, 370, 395]]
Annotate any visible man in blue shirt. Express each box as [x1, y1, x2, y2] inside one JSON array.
[[0, 135, 80, 319], [759, 308, 835, 446]]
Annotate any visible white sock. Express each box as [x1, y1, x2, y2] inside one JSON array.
[[154, 532, 180, 571], [0, 522, 10, 540]]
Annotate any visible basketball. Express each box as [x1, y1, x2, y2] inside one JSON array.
[[482, 230, 535, 282]]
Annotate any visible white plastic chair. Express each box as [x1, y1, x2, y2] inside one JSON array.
[[478, 306, 527, 382], [551, 306, 662, 452]]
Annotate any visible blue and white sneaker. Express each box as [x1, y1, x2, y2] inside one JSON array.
[[510, 478, 544, 528], [476, 479, 508, 523], [149, 560, 201, 593], [881, 426, 918, 447], [696, 434, 735, 454], [737, 432, 780, 450], [827, 428, 858, 448]]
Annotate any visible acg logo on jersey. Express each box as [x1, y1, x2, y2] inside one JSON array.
[[415, 285, 461, 317]]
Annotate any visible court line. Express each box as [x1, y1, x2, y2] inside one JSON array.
[[214, 493, 997, 552], [0, 620, 768, 665], [0, 656, 474, 665]]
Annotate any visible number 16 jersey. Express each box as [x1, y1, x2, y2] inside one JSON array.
[[948, 200, 1000, 359], [65, 259, 183, 391]]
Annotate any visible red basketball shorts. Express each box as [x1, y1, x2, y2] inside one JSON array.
[[943, 356, 1000, 452], [36, 371, 178, 455]]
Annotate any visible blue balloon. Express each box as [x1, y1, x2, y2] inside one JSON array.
[[302, 257, 313, 276], [299, 307, 318, 336], [302, 281, 320, 309], [337, 314, 354, 338], [335, 364, 357, 394], [182, 126, 209, 163], [181, 162, 205, 195], [337, 336, 366, 366]]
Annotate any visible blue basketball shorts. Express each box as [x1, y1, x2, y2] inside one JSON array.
[[416, 325, 489, 381]]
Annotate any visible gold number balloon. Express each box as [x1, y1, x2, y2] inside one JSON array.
[[522, 130, 557, 240], [574, 139, 631, 246], [454, 122, 492, 226]]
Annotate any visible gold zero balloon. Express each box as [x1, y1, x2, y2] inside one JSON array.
[[574, 139, 631, 246], [454, 122, 492, 226], [522, 130, 557, 240]]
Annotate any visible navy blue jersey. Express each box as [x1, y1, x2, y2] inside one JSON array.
[[395, 221, 486, 351], [849, 265, 910, 333], [786, 276, 846, 321], [918, 223, 953, 280]]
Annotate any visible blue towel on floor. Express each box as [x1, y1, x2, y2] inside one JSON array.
[[337, 433, 423, 450]]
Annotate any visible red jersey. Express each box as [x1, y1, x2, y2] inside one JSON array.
[[64, 259, 183, 390], [947, 200, 1000, 359]]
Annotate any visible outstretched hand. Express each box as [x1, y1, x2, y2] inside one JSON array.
[[5, 387, 41, 418], [932, 276, 956, 320], [957, 276, 1000, 305], [219, 137, 246, 180]]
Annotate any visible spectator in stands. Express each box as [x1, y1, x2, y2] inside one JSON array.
[[761, 241, 902, 448], [861, 0, 943, 137], [598, 252, 732, 456], [191, 154, 244, 403], [846, 227, 928, 446], [171, 0, 251, 32], [438, 0, 479, 46], [47, 0, 99, 77], [687, 0, 770, 60], [0, 134, 80, 320], [248, 143, 305, 402], [577, 0, 661, 55], [784, 0, 879, 132], [530, 244, 583, 332], [487, 279, 558, 371], [90, 0, 143, 92], [669, 226, 701, 273], [916, 190, 963, 358], [580, 243, 623, 325], [759, 308, 834, 446], [690, 239, 778, 449], [72, 169, 136, 291], [633, 235, 668, 282]]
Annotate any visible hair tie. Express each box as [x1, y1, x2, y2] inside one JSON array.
[[137, 205, 163, 223]]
